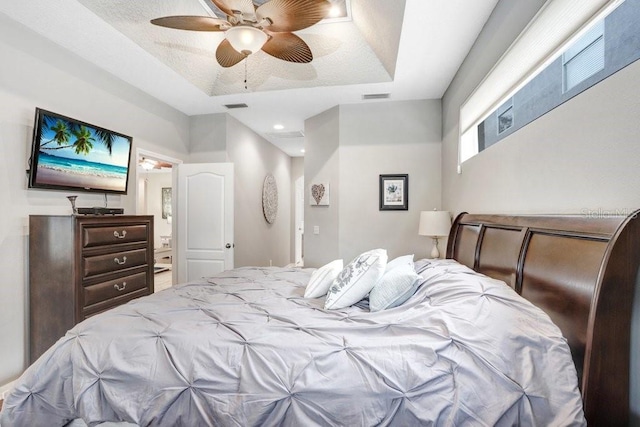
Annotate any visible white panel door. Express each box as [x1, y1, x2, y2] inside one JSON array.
[[175, 163, 234, 283]]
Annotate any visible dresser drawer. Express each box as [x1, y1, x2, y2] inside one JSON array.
[[29, 215, 154, 363], [83, 271, 148, 307], [82, 224, 149, 248], [83, 248, 148, 278]]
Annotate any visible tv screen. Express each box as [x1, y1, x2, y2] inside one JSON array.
[[28, 108, 133, 194]]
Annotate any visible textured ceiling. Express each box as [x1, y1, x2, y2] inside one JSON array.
[[77, 0, 399, 96], [0, 0, 500, 156]]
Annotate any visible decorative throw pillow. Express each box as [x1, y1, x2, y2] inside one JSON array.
[[369, 256, 420, 312], [304, 259, 344, 298], [325, 249, 388, 310], [385, 254, 415, 271]]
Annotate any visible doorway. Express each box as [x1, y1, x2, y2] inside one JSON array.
[[295, 176, 304, 266], [175, 162, 234, 282], [134, 149, 182, 288]]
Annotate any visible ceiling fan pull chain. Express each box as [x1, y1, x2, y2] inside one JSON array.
[[244, 56, 248, 90]]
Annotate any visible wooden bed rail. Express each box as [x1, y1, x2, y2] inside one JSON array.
[[446, 211, 640, 426]]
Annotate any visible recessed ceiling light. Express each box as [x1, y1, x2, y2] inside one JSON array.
[[329, 5, 342, 17], [273, 124, 284, 130], [301, 149, 306, 153], [319, 0, 351, 23]]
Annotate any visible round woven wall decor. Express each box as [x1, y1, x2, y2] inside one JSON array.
[[262, 174, 278, 224]]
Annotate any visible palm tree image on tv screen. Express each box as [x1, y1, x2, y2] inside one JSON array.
[[30, 110, 132, 193]]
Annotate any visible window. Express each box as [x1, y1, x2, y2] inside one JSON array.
[[459, 0, 629, 167], [563, 21, 605, 91]]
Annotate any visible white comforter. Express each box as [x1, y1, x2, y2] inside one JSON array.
[[0, 259, 585, 426]]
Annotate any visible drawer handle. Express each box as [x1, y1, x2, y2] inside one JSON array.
[[114, 282, 127, 292], [114, 256, 127, 265], [113, 230, 127, 239]]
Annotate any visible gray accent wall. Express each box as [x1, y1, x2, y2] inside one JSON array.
[[441, 0, 640, 422], [304, 100, 442, 267]]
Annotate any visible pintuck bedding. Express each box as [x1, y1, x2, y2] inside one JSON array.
[[0, 259, 586, 426]]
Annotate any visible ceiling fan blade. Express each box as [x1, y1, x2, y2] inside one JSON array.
[[256, 0, 331, 32], [262, 32, 313, 63], [151, 16, 229, 31], [216, 39, 247, 67], [210, 0, 256, 20]]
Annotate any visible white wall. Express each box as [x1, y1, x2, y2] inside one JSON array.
[[441, 0, 640, 422], [0, 16, 191, 386], [304, 100, 442, 267]]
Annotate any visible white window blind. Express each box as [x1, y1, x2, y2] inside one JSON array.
[[563, 21, 605, 91], [459, 0, 624, 165]]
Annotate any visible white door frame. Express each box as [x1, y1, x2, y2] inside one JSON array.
[[134, 148, 183, 285], [134, 148, 183, 213]]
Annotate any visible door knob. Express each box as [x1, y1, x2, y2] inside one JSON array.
[[226, 243, 231, 249]]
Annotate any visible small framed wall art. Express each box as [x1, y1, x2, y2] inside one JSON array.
[[310, 182, 330, 206], [161, 187, 172, 219], [379, 174, 408, 211]]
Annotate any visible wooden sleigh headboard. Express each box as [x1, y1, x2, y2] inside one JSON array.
[[446, 211, 640, 426]]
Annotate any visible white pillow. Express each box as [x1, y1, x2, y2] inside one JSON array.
[[369, 257, 420, 312], [385, 254, 415, 271], [325, 249, 388, 310], [304, 259, 344, 298]]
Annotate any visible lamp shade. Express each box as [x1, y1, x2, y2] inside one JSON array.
[[225, 26, 268, 55], [418, 210, 451, 237]]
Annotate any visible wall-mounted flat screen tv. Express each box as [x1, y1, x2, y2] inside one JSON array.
[[28, 108, 133, 194]]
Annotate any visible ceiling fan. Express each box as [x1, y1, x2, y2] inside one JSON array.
[[139, 157, 173, 170], [151, 0, 332, 68]]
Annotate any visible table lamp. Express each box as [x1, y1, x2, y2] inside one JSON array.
[[419, 210, 451, 258]]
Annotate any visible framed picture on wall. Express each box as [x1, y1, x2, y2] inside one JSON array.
[[379, 174, 408, 211], [161, 187, 172, 219], [310, 182, 330, 206]]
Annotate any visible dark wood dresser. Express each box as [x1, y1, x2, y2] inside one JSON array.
[[29, 215, 154, 363]]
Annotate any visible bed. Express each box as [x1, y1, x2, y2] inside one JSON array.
[[1, 211, 638, 426], [446, 211, 640, 426]]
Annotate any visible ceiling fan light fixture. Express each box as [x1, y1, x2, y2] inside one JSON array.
[[139, 158, 156, 170], [225, 26, 268, 55]]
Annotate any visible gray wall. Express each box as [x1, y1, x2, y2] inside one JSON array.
[[189, 114, 228, 163], [188, 113, 293, 267], [304, 107, 341, 267], [0, 15, 191, 387], [441, 0, 640, 422], [290, 157, 304, 260], [304, 100, 442, 267], [226, 115, 292, 267]]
